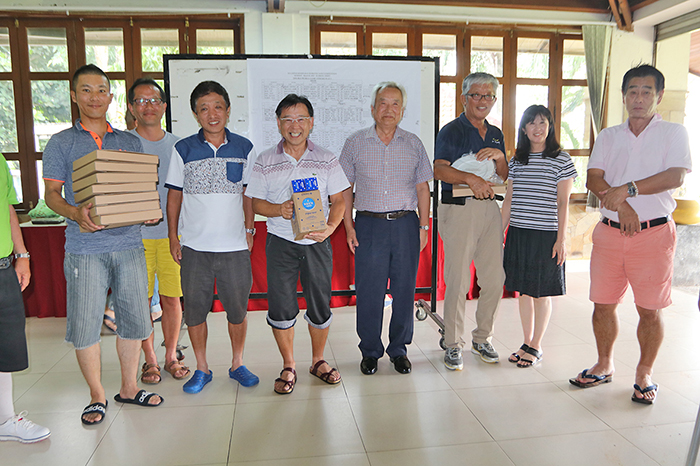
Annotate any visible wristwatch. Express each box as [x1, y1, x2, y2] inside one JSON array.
[[14, 252, 30, 260], [419, 225, 429, 231], [626, 181, 638, 198], [245, 228, 256, 235]]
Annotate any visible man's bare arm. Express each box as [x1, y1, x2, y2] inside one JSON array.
[[9, 204, 30, 291], [44, 179, 103, 232], [166, 188, 183, 264]]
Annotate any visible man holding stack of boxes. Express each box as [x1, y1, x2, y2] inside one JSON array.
[[43, 64, 163, 426]]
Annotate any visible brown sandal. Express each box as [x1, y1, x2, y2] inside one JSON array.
[[140, 363, 161, 384], [274, 367, 297, 395], [164, 360, 191, 380], [309, 360, 341, 385]]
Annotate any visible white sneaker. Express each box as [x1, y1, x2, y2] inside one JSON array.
[[0, 411, 51, 443]]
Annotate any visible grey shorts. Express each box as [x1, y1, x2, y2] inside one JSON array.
[[265, 234, 333, 330], [180, 247, 252, 326], [64, 249, 152, 350]]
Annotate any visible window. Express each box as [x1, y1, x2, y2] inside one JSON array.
[[311, 19, 591, 198], [0, 14, 242, 210]]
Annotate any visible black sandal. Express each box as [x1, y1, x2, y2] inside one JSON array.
[[508, 344, 530, 363], [517, 346, 542, 368]]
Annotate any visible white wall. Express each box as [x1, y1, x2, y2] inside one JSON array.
[[606, 30, 655, 126]]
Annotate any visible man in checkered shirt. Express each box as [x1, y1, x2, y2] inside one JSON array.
[[339, 81, 433, 376]]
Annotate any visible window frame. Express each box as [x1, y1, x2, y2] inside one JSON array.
[[0, 12, 242, 212]]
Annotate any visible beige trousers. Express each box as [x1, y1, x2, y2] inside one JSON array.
[[439, 200, 505, 348]]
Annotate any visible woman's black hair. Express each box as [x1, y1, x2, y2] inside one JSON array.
[[514, 104, 561, 164]]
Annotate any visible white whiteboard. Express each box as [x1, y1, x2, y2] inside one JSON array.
[[165, 55, 438, 160]]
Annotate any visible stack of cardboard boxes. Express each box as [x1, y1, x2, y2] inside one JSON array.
[[72, 149, 162, 231]]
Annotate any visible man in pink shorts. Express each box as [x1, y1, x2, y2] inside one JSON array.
[[569, 64, 692, 404]]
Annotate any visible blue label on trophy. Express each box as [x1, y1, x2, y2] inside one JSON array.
[[302, 197, 315, 210], [292, 177, 319, 193]]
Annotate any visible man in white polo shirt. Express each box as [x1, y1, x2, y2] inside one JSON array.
[[570, 64, 692, 405], [246, 94, 349, 394], [165, 81, 259, 394]]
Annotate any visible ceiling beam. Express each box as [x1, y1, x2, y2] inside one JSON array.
[[322, 0, 613, 13], [608, 0, 634, 31]]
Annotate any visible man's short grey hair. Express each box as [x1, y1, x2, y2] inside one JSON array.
[[371, 81, 407, 110], [461, 72, 499, 96]]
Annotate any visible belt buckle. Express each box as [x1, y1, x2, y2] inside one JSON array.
[[386, 212, 396, 220], [0, 256, 10, 270]]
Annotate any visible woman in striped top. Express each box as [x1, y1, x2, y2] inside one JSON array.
[[501, 105, 577, 368]]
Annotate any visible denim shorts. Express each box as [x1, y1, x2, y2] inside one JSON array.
[[64, 248, 152, 349]]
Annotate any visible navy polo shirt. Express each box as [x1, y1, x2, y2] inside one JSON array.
[[435, 113, 505, 201]]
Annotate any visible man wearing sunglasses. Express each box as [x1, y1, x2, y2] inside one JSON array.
[[246, 94, 349, 394], [127, 78, 189, 386], [434, 72, 508, 371]]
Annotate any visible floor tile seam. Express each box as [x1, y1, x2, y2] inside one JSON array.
[[364, 439, 510, 457], [553, 381, 620, 430], [12, 371, 52, 405], [81, 403, 127, 466], [227, 398, 238, 466], [450, 386, 501, 444], [343, 382, 372, 457], [345, 387, 455, 402], [496, 427, 661, 465]]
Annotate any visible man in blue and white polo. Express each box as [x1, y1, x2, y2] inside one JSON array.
[[165, 80, 259, 394], [246, 94, 349, 394]]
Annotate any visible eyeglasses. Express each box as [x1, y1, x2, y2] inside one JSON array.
[[132, 98, 164, 106], [466, 93, 496, 102], [279, 116, 311, 124]]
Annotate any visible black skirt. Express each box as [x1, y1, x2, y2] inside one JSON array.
[[504, 226, 566, 298]]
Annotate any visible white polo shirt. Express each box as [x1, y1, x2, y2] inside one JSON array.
[[588, 114, 692, 222], [246, 139, 350, 245]]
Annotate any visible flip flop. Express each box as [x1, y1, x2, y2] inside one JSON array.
[[274, 368, 297, 395], [102, 314, 117, 335], [569, 369, 613, 388], [517, 346, 542, 368], [508, 344, 530, 363], [631, 383, 658, 405], [309, 360, 341, 385], [81, 400, 107, 425], [114, 389, 163, 407]]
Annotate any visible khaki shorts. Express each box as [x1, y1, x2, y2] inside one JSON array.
[[143, 237, 182, 298]]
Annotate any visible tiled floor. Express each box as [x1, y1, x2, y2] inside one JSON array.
[[6, 265, 700, 466]]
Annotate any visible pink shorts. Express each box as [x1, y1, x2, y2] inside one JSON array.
[[590, 220, 676, 310]]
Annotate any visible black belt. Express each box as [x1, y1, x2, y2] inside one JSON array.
[[356, 210, 413, 220], [602, 216, 668, 230], [0, 255, 11, 270]]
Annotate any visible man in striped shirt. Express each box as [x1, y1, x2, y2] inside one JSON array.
[[340, 82, 433, 376]]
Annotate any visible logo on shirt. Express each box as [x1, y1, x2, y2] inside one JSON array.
[[491, 138, 501, 144], [302, 197, 316, 210]]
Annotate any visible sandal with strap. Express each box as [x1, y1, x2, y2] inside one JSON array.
[[508, 344, 530, 363], [309, 360, 342, 385], [517, 346, 542, 368], [164, 360, 190, 380], [140, 363, 161, 384], [274, 367, 297, 395]]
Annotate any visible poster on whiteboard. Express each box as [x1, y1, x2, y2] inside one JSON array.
[[165, 55, 437, 159], [247, 58, 422, 158]]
